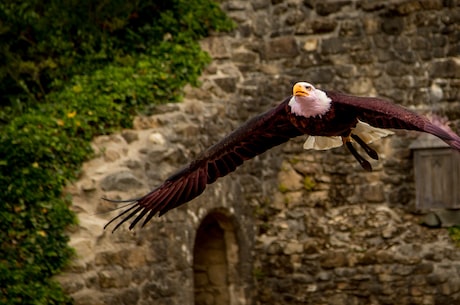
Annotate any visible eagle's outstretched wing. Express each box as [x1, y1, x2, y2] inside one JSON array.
[[105, 98, 302, 232], [327, 91, 460, 151]]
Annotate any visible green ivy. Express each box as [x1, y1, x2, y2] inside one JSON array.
[[0, 0, 233, 121], [0, 0, 234, 304], [448, 226, 460, 247]]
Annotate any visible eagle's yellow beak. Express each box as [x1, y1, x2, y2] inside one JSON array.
[[293, 83, 310, 97]]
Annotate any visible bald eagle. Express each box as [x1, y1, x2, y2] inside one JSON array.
[[105, 82, 460, 232]]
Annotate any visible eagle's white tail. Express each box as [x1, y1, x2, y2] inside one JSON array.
[[352, 121, 394, 144]]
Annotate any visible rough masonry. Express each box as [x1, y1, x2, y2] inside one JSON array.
[[57, 1, 460, 305]]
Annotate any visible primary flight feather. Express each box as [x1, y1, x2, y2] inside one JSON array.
[[105, 81, 460, 232]]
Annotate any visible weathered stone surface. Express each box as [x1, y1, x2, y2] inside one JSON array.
[[277, 161, 303, 192], [262, 36, 299, 59], [55, 274, 85, 294], [297, 19, 338, 35], [303, 67, 335, 84], [121, 130, 139, 143], [316, 1, 350, 16], [200, 36, 231, 59], [103, 148, 121, 162], [100, 170, 143, 191], [430, 58, 460, 78], [320, 252, 349, 269], [98, 267, 131, 288], [361, 182, 385, 203], [381, 16, 404, 35], [57, 2, 460, 305], [80, 178, 96, 192], [71, 290, 106, 305], [214, 76, 238, 93], [208, 264, 228, 285]]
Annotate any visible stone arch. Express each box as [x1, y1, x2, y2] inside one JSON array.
[[193, 209, 246, 305]]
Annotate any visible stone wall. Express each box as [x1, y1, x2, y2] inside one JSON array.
[[57, 1, 460, 305]]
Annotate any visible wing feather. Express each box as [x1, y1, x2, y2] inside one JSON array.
[[111, 205, 144, 232], [328, 91, 460, 150], [106, 97, 303, 231]]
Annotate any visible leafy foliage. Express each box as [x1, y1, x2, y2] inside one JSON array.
[[0, 0, 233, 304], [0, 0, 233, 121], [448, 226, 460, 247]]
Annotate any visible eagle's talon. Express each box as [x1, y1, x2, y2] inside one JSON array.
[[351, 134, 379, 160], [345, 141, 373, 172]]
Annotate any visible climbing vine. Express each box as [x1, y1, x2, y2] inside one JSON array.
[[0, 1, 233, 304]]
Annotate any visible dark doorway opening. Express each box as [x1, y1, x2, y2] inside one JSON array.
[[193, 211, 242, 305]]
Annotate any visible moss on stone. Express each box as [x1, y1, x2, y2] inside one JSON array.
[[303, 176, 316, 191]]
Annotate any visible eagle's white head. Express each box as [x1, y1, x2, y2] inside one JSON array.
[[288, 82, 332, 118]]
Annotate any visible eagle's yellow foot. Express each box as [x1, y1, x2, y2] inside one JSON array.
[[342, 136, 373, 172], [342, 135, 352, 144]]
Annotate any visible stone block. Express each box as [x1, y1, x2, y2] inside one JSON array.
[[283, 241, 303, 255], [70, 238, 94, 262], [232, 50, 259, 64], [413, 263, 434, 274], [98, 267, 131, 288], [360, 182, 385, 203], [253, 13, 271, 37], [429, 210, 460, 227], [251, 0, 269, 10], [296, 19, 337, 35], [141, 279, 176, 299], [362, 17, 380, 34], [213, 76, 238, 93], [80, 178, 96, 192], [284, 191, 303, 208], [321, 37, 346, 54], [348, 78, 374, 95], [303, 67, 335, 84], [121, 130, 139, 143], [430, 58, 460, 78], [386, 61, 411, 76], [262, 36, 299, 59], [208, 264, 228, 285], [225, 1, 248, 11], [65, 258, 87, 273], [394, 0, 423, 15], [194, 292, 215, 305], [440, 277, 460, 295], [316, 1, 350, 16], [56, 274, 85, 294], [194, 270, 209, 287], [378, 273, 399, 282], [335, 64, 357, 78], [71, 290, 106, 305], [426, 272, 448, 285], [302, 38, 318, 52], [100, 170, 144, 192], [200, 37, 231, 59], [103, 148, 121, 162], [117, 288, 140, 305], [320, 251, 348, 269], [277, 162, 303, 192], [339, 19, 363, 37], [381, 16, 404, 35], [95, 250, 119, 266], [120, 248, 147, 268]]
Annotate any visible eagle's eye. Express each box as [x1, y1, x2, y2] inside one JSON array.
[[304, 85, 312, 91]]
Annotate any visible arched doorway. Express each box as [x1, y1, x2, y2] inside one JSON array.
[[193, 210, 242, 305]]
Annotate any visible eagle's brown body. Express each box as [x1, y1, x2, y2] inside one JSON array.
[[105, 86, 460, 232], [288, 96, 357, 137]]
